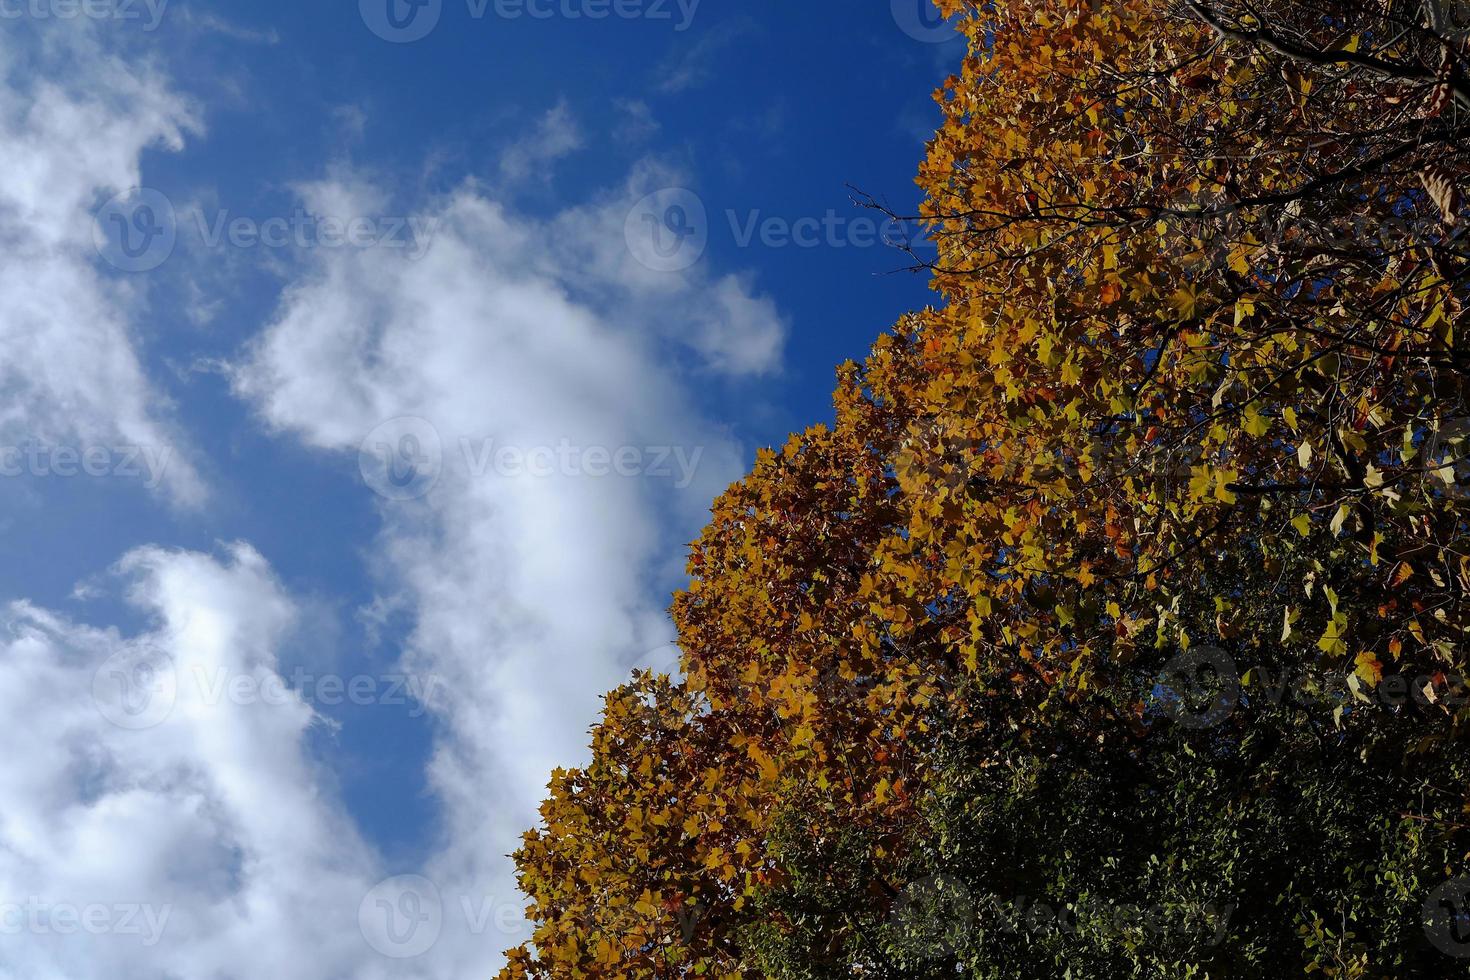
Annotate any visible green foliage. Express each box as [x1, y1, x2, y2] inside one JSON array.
[[748, 687, 1470, 979]]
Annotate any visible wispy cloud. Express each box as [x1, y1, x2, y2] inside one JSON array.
[[0, 22, 205, 505], [233, 161, 784, 975], [654, 20, 753, 94], [614, 98, 660, 143], [177, 9, 281, 45], [498, 101, 584, 186]]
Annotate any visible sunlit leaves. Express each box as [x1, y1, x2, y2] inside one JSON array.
[[501, 1, 1470, 977]]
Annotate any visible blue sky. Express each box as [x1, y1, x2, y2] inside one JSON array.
[[0, 2, 959, 976]]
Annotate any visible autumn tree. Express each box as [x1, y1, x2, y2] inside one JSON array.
[[500, 1, 1470, 977]]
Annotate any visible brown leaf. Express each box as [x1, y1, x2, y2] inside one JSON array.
[[1421, 164, 1462, 227], [1422, 45, 1455, 118]]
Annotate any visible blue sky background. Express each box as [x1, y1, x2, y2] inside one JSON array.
[[0, 3, 963, 976]]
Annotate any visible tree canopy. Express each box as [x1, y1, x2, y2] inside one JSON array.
[[499, 1, 1470, 976]]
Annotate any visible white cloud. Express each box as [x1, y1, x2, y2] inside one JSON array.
[[498, 101, 584, 186], [0, 545, 395, 980], [175, 9, 282, 45], [654, 20, 751, 94], [613, 98, 660, 143], [232, 166, 786, 975], [547, 162, 787, 376], [0, 19, 789, 980], [0, 23, 204, 504], [693, 273, 788, 377]]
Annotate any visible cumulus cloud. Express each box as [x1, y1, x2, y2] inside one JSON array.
[[547, 163, 786, 376], [0, 23, 204, 503], [232, 165, 786, 975], [0, 16, 789, 980], [0, 545, 395, 980]]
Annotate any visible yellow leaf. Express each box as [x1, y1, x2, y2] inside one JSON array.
[[1214, 469, 1239, 504], [1354, 652, 1383, 687], [1234, 296, 1256, 325], [1170, 285, 1200, 319], [1227, 244, 1251, 276], [1243, 405, 1270, 437]]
